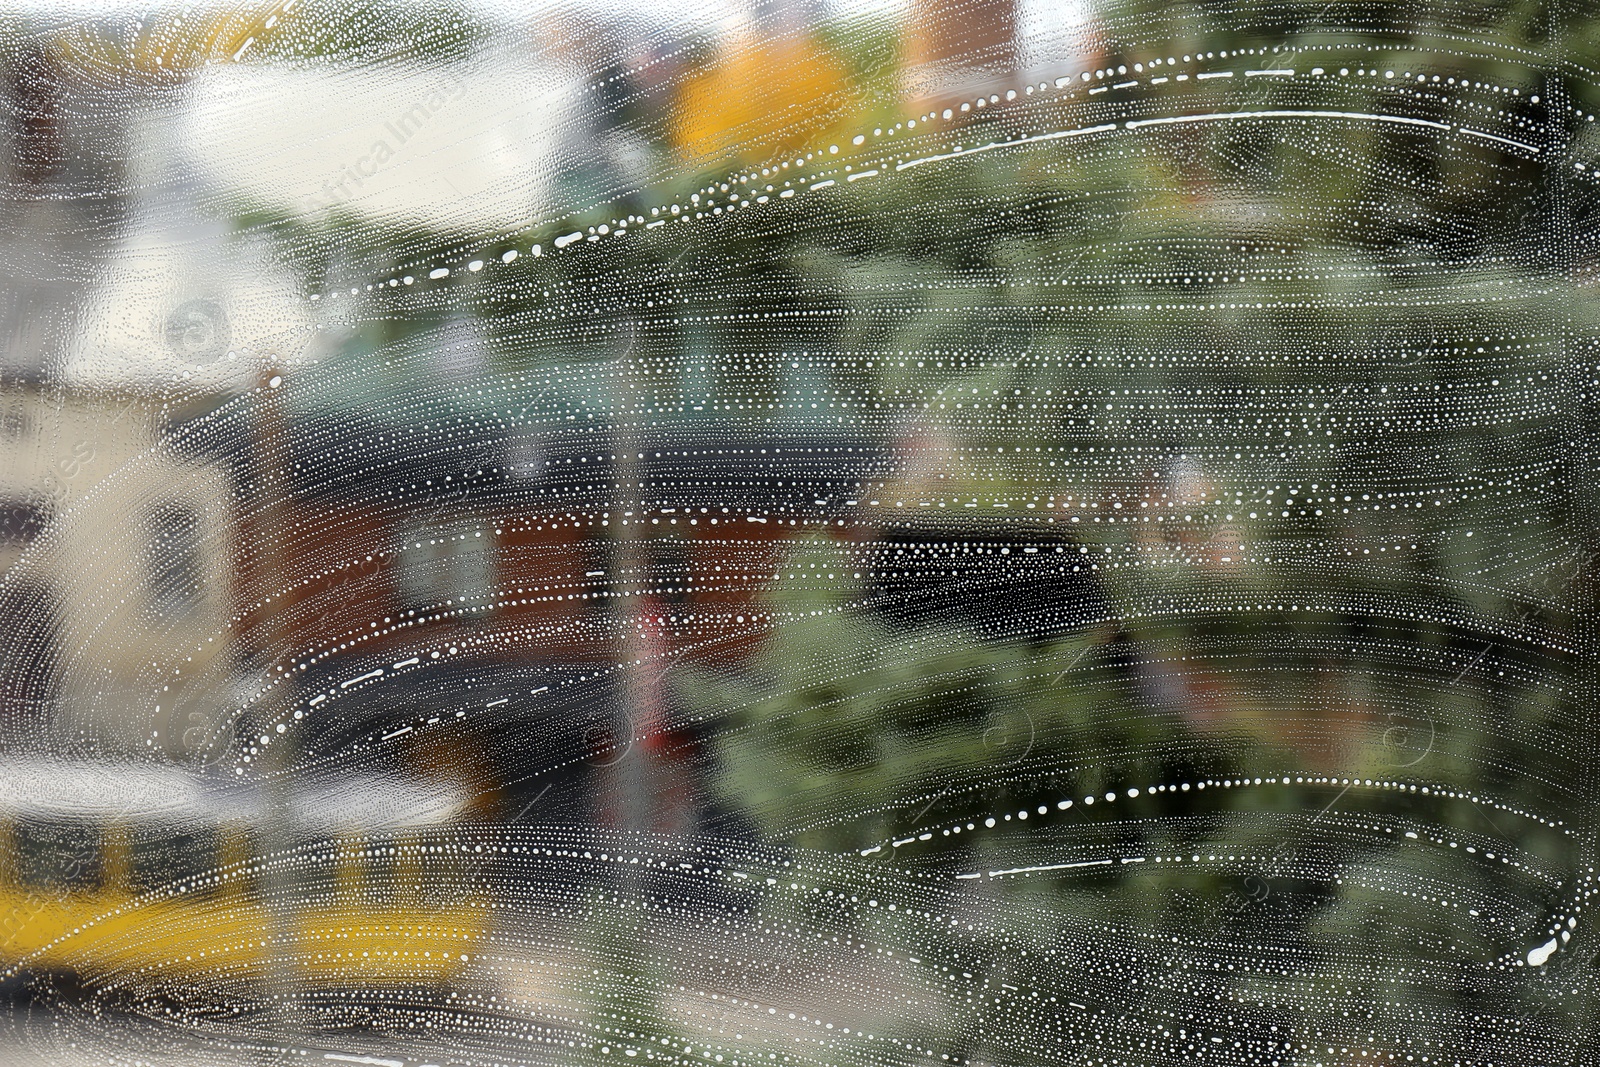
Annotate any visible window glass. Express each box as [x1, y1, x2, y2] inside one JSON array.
[[0, 1, 1595, 1064], [130, 824, 219, 895], [16, 820, 100, 892], [147, 503, 204, 616]]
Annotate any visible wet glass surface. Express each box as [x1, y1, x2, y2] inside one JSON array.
[[1, 2, 1598, 1064]]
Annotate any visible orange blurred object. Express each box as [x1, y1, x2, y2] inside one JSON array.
[[673, 29, 852, 165]]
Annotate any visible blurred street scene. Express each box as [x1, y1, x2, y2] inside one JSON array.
[[0, 1, 1597, 1065]]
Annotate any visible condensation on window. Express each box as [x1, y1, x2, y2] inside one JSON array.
[[0, 1, 1595, 1065]]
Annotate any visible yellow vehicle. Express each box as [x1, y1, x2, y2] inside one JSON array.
[[0, 758, 488, 996]]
